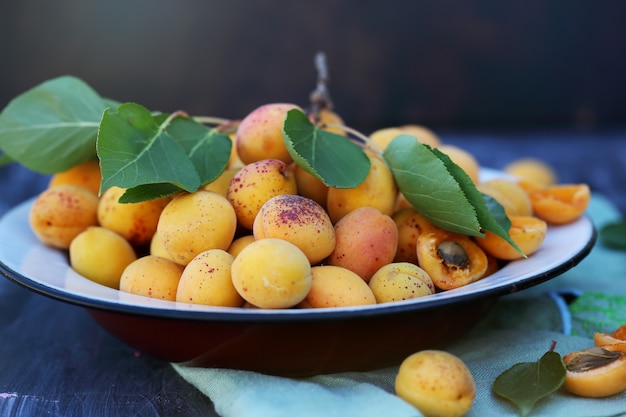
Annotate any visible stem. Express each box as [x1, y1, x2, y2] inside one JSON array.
[[322, 122, 385, 159], [309, 51, 334, 123], [192, 115, 232, 126]]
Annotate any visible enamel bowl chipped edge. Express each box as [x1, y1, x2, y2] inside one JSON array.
[[0, 170, 596, 376]]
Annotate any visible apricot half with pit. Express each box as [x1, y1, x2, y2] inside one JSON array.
[[563, 343, 626, 398]]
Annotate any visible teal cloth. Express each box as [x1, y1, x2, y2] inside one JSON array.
[[173, 194, 626, 417]]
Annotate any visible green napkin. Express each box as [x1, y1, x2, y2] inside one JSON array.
[[173, 194, 626, 417]]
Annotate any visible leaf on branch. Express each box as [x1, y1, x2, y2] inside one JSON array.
[[282, 109, 370, 188]]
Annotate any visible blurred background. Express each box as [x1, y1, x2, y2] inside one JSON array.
[[2, 0, 626, 213], [2, 0, 625, 132]]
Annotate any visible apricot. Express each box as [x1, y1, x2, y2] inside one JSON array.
[[327, 207, 398, 282], [29, 184, 99, 249], [201, 167, 240, 197], [299, 265, 376, 308], [231, 238, 312, 309], [395, 350, 476, 417], [226, 159, 298, 230], [311, 107, 347, 136], [476, 215, 547, 260], [369, 125, 440, 151], [293, 163, 329, 208], [157, 190, 237, 265], [436, 144, 480, 184], [368, 262, 435, 303], [417, 229, 488, 290], [227, 234, 256, 258], [398, 124, 441, 147], [594, 324, 626, 347], [97, 186, 170, 247], [235, 102, 301, 165], [392, 207, 435, 264], [176, 249, 244, 307], [48, 159, 102, 195], [528, 183, 590, 224], [149, 231, 176, 262], [253, 194, 335, 265], [563, 343, 626, 398], [504, 157, 557, 187], [69, 226, 137, 289], [119, 255, 184, 301], [478, 178, 533, 217], [326, 155, 398, 223]]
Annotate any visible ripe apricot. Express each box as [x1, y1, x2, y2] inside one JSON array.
[[236, 103, 301, 165], [369, 262, 435, 303], [563, 343, 626, 398], [311, 107, 347, 136], [119, 255, 184, 301], [504, 157, 557, 187], [326, 155, 398, 223], [299, 265, 376, 308], [97, 186, 170, 247], [226, 159, 298, 230], [69, 226, 137, 289], [231, 238, 312, 309], [327, 207, 398, 282], [392, 207, 435, 264], [437, 144, 480, 184], [528, 184, 590, 224], [595, 324, 626, 347], [395, 350, 476, 417], [253, 194, 335, 265], [476, 215, 547, 260], [48, 159, 102, 195], [176, 249, 244, 307], [293, 163, 329, 208], [478, 178, 533, 217], [417, 229, 488, 290], [157, 190, 237, 265], [201, 167, 240, 197], [29, 184, 99, 249]]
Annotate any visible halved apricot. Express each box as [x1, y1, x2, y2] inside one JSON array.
[[595, 324, 626, 347], [529, 184, 590, 224], [476, 215, 547, 260], [416, 229, 488, 290], [563, 343, 626, 398]]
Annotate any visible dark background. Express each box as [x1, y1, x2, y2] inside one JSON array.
[[1, 0, 626, 133]]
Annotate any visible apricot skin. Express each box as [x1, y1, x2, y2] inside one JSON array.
[[235, 103, 301, 165], [69, 226, 137, 289], [299, 265, 376, 308], [395, 350, 476, 417], [231, 238, 312, 309], [226, 159, 298, 230], [529, 184, 590, 224], [369, 262, 435, 303], [253, 194, 335, 265], [327, 207, 398, 282], [157, 190, 237, 266], [119, 255, 184, 301], [29, 184, 99, 249], [326, 156, 398, 223]]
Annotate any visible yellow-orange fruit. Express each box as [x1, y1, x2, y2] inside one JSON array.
[[476, 215, 547, 260], [563, 343, 626, 398], [29, 184, 99, 249], [48, 159, 102, 195], [528, 184, 590, 224]]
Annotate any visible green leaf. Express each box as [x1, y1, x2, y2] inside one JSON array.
[[283, 109, 370, 188], [97, 103, 201, 196], [0, 76, 108, 173], [431, 146, 523, 255], [383, 134, 482, 236], [493, 350, 566, 416], [166, 116, 232, 187], [600, 219, 626, 251]]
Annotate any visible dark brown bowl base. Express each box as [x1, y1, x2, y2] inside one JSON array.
[[88, 297, 497, 377]]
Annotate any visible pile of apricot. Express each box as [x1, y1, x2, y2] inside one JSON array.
[[27, 103, 591, 310]]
